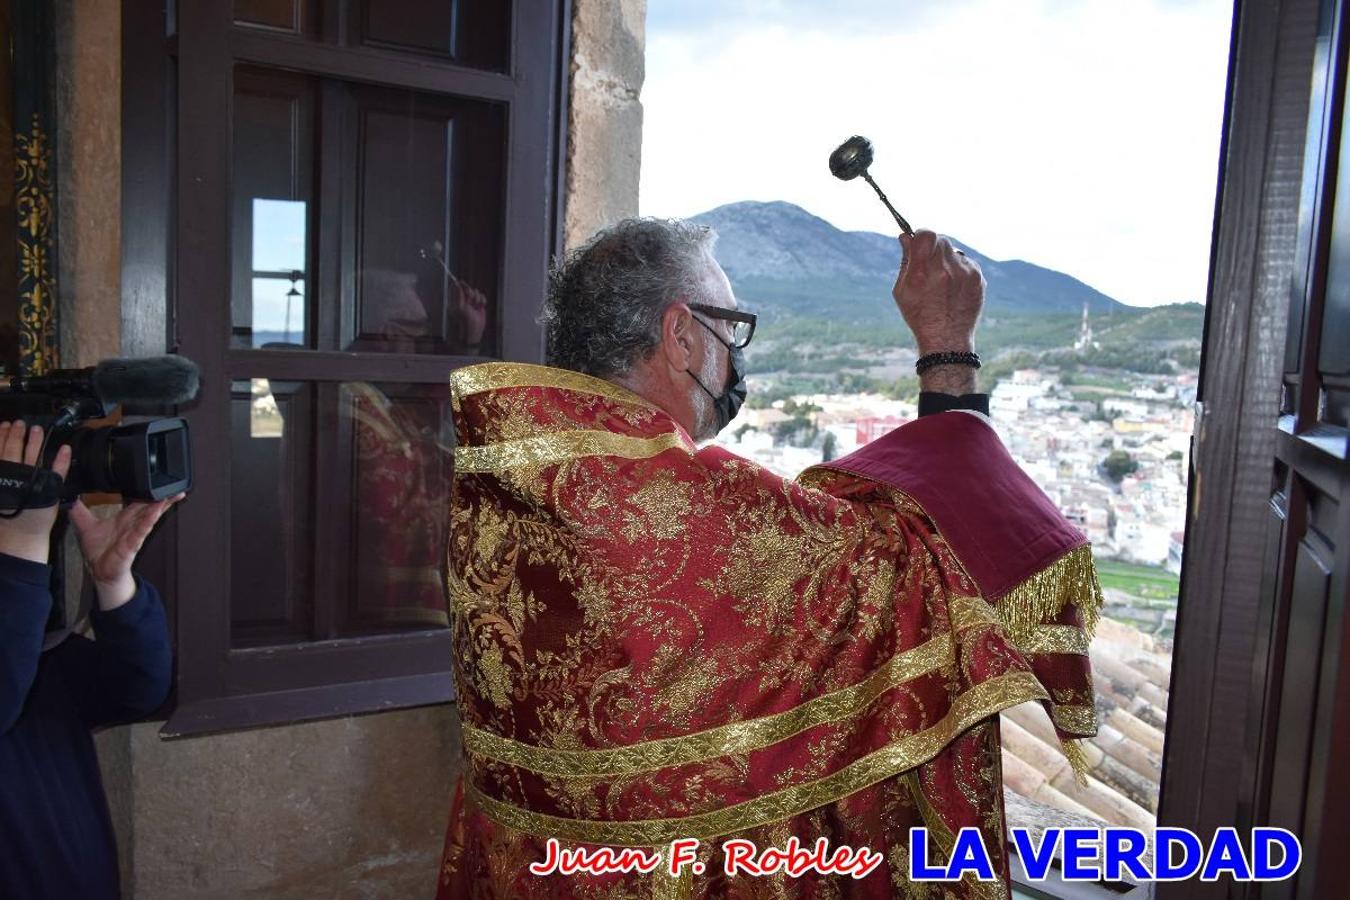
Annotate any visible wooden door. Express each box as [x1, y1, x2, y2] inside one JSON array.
[[1247, 0, 1350, 895], [1159, 1, 1348, 898]]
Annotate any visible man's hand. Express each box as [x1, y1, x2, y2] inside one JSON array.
[[451, 278, 489, 348], [0, 421, 71, 564], [69, 493, 184, 611], [894, 230, 986, 394]]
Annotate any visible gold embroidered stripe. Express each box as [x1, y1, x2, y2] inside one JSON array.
[[1022, 624, 1091, 656], [947, 596, 1090, 656], [905, 771, 955, 854], [466, 671, 1049, 845], [450, 361, 658, 410], [462, 633, 954, 777], [949, 596, 1001, 633], [454, 430, 689, 473], [1051, 703, 1098, 735], [898, 770, 1009, 899]]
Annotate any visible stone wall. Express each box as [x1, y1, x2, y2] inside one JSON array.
[[120, 709, 461, 899], [54, 0, 121, 367], [565, 0, 648, 249], [50, 0, 648, 896]]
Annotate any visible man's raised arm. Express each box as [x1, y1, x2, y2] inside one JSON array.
[[895, 230, 991, 417]]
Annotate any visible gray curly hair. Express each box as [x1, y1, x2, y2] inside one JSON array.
[[542, 217, 718, 377]]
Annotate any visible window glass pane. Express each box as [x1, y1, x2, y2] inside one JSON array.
[[345, 84, 504, 356], [228, 378, 452, 647], [340, 381, 454, 635], [230, 69, 504, 355], [252, 198, 307, 271], [230, 378, 314, 647], [235, 0, 317, 35], [251, 199, 308, 348], [231, 68, 315, 349], [359, 0, 510, 72]]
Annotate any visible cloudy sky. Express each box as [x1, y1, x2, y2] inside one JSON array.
[[639, 0, 1233, 307]]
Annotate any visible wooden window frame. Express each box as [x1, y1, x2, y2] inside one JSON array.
[[1157, 0, 1345, 898], [121, 0, 571, 735]]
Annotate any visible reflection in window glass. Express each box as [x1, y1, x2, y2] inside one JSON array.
[[359, 0, 511, 72], [235, 0, 314, 33], [348, 90, 500, 356], [230, 68, 503, 355], [250, 378, 282, 439], [230, 378, 313, 647], [250, 199, 308, 348], [228, 378, 453, 647], [249, 277, 306, 348], [252, 198, 306, 271], [231, 68, 316, 350], [343, 381, 454, 633]]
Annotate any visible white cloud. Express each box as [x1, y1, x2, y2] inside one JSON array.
[[639, 0, 1232, 307]]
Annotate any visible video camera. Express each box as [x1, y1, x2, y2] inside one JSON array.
[[0, 355, 198, 512]]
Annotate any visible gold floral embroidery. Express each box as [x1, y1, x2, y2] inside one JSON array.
[[465, 671, 1049, 845], [461, 633, 954, 777], [948, 596, 1001, 633], [15, 116, 59, 373], [476, 642, 514, 710], [621, 470, 694, 542], [504, 579, 544, 634]]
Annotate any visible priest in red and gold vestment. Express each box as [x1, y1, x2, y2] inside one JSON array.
[[436, 220, 1102, 899]]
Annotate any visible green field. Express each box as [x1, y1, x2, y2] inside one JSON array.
[[1095, 559, 1180, 602]]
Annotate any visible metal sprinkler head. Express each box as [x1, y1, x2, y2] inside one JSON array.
[[828, 135, 913, 236], [828, 135, 874, 181]]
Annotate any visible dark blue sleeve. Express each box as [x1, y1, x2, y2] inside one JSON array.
[[0, 552, 55, 734], [60, 577, 173, 729]]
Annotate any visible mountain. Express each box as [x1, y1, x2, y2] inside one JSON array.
[[685, 201, 1204, 386], [690, 200, 1126, 319]]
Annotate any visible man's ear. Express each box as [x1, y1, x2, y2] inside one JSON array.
[[658, 302, 695, 372]]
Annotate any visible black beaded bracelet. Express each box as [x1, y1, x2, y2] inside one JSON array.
[[915, 350, 981, 375]]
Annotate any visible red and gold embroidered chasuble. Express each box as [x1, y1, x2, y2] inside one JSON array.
[[437, 362, 1102, 899]]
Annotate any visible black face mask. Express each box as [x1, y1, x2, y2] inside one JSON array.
[[687, 317, 748, 434]]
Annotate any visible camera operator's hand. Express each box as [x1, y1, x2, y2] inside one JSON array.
[[69, 493, 184, 611], [0, 421, 71, 564]]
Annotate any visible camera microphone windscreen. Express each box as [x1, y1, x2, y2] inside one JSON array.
[[91, 356, 201, 405]]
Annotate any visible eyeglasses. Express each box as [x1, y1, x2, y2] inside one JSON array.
[[688, 303, 757, 349]]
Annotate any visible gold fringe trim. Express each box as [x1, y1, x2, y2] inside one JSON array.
[[996, 545, 1102, 787], [1060, 737, 1091, 787], [996, 544, 1103, 646]]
